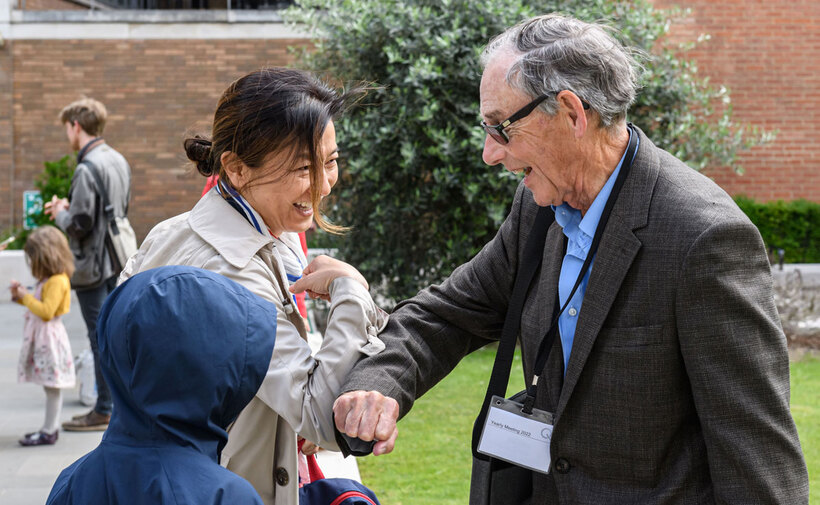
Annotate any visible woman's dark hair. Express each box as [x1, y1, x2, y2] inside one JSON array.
[[184, 67, 360, 233]]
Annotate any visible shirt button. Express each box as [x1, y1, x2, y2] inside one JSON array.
[[275, 467, 289, 486], [555, 458, 571, 474], [568, 307, 577, 317]]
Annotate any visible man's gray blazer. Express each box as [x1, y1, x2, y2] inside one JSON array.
[[342, 126, 809, 504]]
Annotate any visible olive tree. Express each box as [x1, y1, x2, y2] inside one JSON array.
[[285, 0, 771, 303]]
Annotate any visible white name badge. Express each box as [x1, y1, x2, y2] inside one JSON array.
[[477, 395, 554, 474]]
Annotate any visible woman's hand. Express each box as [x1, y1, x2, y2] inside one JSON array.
[[289, 255, 368, 301], [299, 438, 321, 456]]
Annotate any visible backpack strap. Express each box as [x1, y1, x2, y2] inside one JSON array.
[[82, 160, 120, 235]]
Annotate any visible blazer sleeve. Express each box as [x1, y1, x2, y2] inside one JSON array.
[[341, 182, 533, 417], [19, 275, 70, 322], [676, 218, 809, 503], [56, 164, 97, 241]]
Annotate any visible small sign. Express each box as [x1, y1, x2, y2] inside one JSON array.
[[23, 190, 42, 230]]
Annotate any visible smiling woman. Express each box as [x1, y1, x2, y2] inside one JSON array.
[[114, 67, 387, 505]]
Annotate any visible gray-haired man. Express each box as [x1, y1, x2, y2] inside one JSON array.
[[332, 14, 809, 504]]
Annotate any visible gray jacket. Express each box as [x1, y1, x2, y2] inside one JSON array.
[[56, 143, 131, 290], [342, 126, 809, 504]]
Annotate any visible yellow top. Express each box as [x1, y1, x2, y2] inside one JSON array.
[[18, 273, 71, 321]]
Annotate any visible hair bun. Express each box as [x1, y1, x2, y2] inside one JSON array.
[[184, 136, 215, 176]]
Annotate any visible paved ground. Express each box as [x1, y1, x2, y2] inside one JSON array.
[[0, 294, 358, 504]]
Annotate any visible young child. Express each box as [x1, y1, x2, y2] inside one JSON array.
[[10, 225, 76, 446], [47, 266, 275, 504]]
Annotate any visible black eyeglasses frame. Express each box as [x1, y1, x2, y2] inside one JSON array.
[[480, 91, 589, 145]]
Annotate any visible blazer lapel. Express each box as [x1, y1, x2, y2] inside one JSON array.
[[528, 221, 565, 411], [556, 219, 642, 414], [554, 126, 660, 416]]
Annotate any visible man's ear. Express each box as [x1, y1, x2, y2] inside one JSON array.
[[69, 121, 82, 136], [221, 151, 246, 189], [556, 90, 588, 139]]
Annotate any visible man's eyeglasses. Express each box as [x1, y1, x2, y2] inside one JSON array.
[[480, 91, 589, 145]]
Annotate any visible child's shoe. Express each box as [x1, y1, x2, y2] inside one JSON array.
[[19, 430, 58, 446]]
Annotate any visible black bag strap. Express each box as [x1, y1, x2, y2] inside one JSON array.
[[82, 159, 121, 236], [471, 205, 554, 458]]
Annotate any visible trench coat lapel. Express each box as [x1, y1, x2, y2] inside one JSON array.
[[554, 126, 659, 417]]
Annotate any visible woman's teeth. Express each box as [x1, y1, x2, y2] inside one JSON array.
[[294, 202, 312, 212]]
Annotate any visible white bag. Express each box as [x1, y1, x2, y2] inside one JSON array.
[[109, 216, 138, 270], [75, 349, 97, 406]]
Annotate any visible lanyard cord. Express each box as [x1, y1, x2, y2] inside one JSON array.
[[522, 123, 639, 414]]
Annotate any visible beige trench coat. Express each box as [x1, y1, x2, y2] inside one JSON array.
[[120, 190, 387, 505]]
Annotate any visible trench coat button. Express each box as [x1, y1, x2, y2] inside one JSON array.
[[275, 467, 289, 486], [555, 458, 571, 474]]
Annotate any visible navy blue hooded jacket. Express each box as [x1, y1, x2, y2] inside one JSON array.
[[47, 266, 277, 505]]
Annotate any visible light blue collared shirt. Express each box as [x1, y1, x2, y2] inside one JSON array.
[[553, 130, 638, 372]]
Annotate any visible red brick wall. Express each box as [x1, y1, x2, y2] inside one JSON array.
[[0, 47, 13, 232], [651, 0, 820, 202], [8, 38, 309, 240]]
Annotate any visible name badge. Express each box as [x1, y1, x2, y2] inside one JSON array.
[[477, 395, 553, 474]]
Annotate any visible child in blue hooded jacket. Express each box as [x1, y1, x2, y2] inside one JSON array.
[[46, 266, 277, 504]]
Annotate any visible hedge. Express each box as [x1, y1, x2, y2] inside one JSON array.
[[735, 196, 820, 264]]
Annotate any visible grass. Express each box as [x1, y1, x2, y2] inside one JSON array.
[[791, 357, 820, 503], [357, 349, 820, 504]]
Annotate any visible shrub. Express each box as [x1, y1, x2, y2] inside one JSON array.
[[286, 0, 773, 303], [735, 196, 820, 264], [2, 155, 75, 249]]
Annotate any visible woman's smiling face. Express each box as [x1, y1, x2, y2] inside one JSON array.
[[233, 121, 339, 237]]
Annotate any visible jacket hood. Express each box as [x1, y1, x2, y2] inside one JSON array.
[[97, 266, 276, 459]]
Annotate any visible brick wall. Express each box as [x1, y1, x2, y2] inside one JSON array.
[[651, 0, 819, 202], [8, 38, 309, 240], [2, 1, 817, 243], [0, 47, 12, 232]]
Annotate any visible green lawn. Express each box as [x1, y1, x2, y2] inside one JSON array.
[[357, 349, 819, 504]]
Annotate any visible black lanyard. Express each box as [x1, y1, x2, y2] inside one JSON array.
[[522, 123, 639, 414], [77, 137, 103, 163]]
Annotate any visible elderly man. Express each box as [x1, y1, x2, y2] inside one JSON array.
[[330, 14, 809, 504]]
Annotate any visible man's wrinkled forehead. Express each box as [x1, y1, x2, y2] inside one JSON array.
[[480, 51, 521, 123]]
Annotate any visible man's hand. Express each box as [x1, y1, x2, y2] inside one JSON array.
[[44, 195, 69, 220], [333, 391, 399, 456]]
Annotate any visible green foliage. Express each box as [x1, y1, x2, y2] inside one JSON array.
[[286, 0, 773, 301], [735, 196, 820, 264], [1, 155, 75, 250]]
